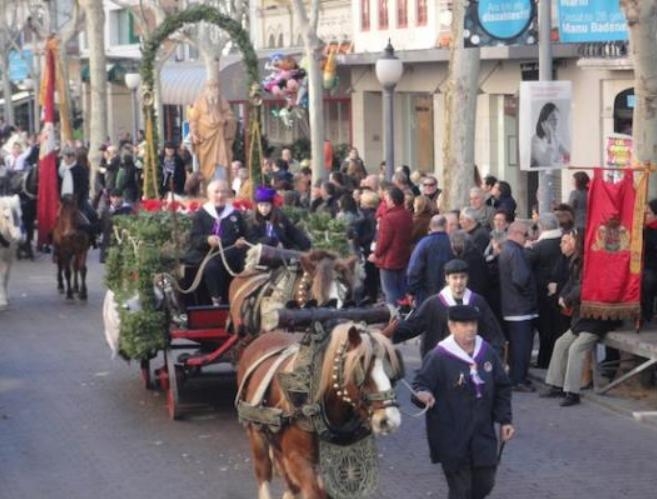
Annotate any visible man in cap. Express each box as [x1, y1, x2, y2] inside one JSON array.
[[385, 258, 505, 358], [413, 304, 514, 499]]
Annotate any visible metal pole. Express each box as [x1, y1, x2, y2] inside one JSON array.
[[27, 95, 34, 134], [537, 0, 555, 214], [384, 84, 395, 181], [131, 88, 138, 145]]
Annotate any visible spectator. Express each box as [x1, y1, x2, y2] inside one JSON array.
[[459, 207, 491, 255], [159, 142, 186, 196], [386, 259, 505, 358], [450, 229, 489, 298], [541, 230, 621, 406], [526, 213, 563, 368], [483, 175, 497, 207], [310, 181, 339, 217], [498, 221, 538, 392], [368, 186, 413, 305], [491, 180, 516, 220], [445, 210, 460, 235], [100, 189, 134, 263], [231, 160, 244, 193], [406, 214, 454, 307], [642, 199, 657, 323], [356, 190, 380, 303], [115, 148, 139, 203], [411, 304, 513, 499], [411, 195, 437, 247], [468, 187, 495, 229], [281, 147, 299, 171], [553, 203, 575, 232], [568, 171, 590, 232], [420, 174, 441, 204]]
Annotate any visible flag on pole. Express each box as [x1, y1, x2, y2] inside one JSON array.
[[36, 38, 60, 247], [580, 168, 648, 319]]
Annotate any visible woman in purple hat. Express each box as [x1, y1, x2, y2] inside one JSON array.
[[248, 186, 311, 250]]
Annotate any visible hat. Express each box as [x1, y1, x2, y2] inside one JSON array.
[[164, 141, 177, 149], [448, 304, 480, 322], [254, 186, 276, 203], [109, 189, 123, 198], [444, 259, 469, 275]]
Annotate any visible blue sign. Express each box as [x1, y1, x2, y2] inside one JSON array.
[[9, 50, 33, 83], [477, 0, 534, 40], [558, 0, 627, 43]]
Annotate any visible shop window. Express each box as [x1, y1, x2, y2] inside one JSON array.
[[397, 0, 408, 28], [268, 34, 276, 48], [324, 100, 351, 146], [361, 0, 371, 31], [613, 88, 634, 135], [378, 0, 389, 29], [417, 0, 428, 26], [278, 33, 284, 48]]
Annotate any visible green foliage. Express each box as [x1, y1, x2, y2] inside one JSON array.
[[306, 212, 350, 256], [105, 212, 192, 360], [290, 137, 311, 162]]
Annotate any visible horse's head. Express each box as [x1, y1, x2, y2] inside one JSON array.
[[317, 322, 403, 436], [298, 251, 363, 308], [0, 195, 23, 243]]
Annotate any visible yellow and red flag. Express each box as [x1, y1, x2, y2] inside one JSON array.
[[36, 38, 60, 246]]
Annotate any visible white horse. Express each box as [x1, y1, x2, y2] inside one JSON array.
[[0, 195, 23, 309]]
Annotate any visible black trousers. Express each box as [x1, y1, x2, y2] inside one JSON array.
[[442, 464, 497, 499]]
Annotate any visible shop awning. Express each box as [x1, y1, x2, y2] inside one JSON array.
[[0, 91, 31, 106]]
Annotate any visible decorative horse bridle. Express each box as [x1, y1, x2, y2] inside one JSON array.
[[294, 270, 351, 307]]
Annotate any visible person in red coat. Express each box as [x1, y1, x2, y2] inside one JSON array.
[[368, 186, 413, 305]]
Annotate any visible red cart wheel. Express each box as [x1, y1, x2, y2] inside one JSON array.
[[140, 359, 152, 389], [165, 350, 183, 420]]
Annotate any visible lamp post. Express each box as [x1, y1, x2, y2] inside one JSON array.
[[375, 40, 404, 181], [22, 77, 34, 134], [124, 73, 141, 144]]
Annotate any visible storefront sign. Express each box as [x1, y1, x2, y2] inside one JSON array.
[[558, 0, 628, 43], [519, 81, 572, 171], [465, 0, 537, 47], [9, 50, 33, 83]]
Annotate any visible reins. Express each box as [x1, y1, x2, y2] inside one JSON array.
[[397, 378, 431, 418]]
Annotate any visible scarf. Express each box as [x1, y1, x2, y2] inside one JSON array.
[[58, 161, 74, 196], [436, 335, 486, 398], [537, 228, 562, 241], [437, 286, 473, 307], [203, 201, 236, 238]]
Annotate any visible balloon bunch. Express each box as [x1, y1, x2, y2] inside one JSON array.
[[262, 53, 308, 110]]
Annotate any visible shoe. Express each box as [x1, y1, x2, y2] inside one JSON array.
[[560, 393, 581, 407], [539, 385, 565, 398], [580, 381, 593, 391], [512, 383, 536, 393]]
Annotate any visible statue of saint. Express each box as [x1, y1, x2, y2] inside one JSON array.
[[188, 79, 237, 184]]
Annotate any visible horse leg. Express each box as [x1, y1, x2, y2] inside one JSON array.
[[72, 263, 79, 294], [279, 432, 326, 499], [78, 252, 88, 301], [246, 425, 274, 499], [56, 258, 65, 293], [0, 254, 9, 308], [64, 258, 74, 300]]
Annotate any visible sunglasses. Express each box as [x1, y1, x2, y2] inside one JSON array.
[[423, 182, 437, 187]]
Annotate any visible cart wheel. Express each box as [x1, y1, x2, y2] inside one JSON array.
[[166, 350, 183, 420], [140, 359, 152, 390]]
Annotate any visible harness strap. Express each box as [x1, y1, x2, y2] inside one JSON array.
[[234, 343, 300, 408]]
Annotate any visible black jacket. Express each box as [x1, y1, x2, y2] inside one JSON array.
[[498, 240, 537, 318], [406, 232, 454, 305], [248, 209, 311, 251], [527, 234, 563, 298], [413, 339, 512, 469], [159, 153, 186, 195]]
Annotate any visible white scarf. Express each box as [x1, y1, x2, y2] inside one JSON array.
[[202, 201, 235, 221], [437, 286, 473, 307], [437, 334, 486, 398], [59, 161, 74, 196], [537, 228, 562, 241]]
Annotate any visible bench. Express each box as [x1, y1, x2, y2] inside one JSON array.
[[594, 330, 657, 395]]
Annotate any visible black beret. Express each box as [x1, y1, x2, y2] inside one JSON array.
[[448, 304, 480, 322], [444, 259, 469, 275]]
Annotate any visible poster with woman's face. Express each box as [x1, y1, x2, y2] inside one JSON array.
[[519, 81, 572, 171]]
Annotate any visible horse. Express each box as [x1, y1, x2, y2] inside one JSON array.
[[236, 321, 403, 498], [52, 195, 90, 300], [228, 246, 364, 338], [0, 195, 23, 309]]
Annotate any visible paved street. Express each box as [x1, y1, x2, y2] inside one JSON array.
[[2, 252, 657, 499]]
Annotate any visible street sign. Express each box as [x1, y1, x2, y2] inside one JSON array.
[[9, 50, 33, 83]]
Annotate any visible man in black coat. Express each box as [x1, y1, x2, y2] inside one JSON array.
[[184, 179, 250, 305], [413, 304, 514, 499], [385, 259, 506, 359], [498, 221, 538, 391]]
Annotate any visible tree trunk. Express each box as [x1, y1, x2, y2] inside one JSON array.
[[622, 0, 657, 196], [80, 0, 108, 195], [292, 0, 325, 185], [441, 0, 480, 212]]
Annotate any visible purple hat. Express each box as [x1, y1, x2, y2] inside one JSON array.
[[255, 186, 276, 203]]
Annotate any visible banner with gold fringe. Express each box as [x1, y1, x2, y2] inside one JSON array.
[[580, 168, 645, 319]]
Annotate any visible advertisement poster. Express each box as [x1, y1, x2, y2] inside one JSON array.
[[605, 134, 633, 180], [464, 0, 537, 47], [558, 0, 627, 43], [519, 81, 572, 171]]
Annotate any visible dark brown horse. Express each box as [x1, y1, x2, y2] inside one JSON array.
[[52, 195, 90, 300], [236, 322, 402, 499], [228, 248, 363, 338]]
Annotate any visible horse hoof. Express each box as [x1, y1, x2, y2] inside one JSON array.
[[79, 292, 88, 301], [66, 293, 74, 300]]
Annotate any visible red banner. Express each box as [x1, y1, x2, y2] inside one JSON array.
[[36, 38, 60, 247], [581, 168, 647, 319]]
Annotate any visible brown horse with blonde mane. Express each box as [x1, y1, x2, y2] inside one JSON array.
[[236, 321, 402, 498], [228, 247, 363, 338], [52, 195, 90, 300]]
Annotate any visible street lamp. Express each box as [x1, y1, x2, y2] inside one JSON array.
[[124, 72, 141, 144], [22, 77, 34, 134], [375, 39, 403, 181]]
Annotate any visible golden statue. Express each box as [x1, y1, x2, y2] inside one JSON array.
[[188, 79, 237, 184]]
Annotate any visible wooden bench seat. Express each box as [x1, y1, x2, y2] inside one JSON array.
[[595, 330, 657, 394]]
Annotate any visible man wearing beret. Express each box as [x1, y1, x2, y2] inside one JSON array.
[[413, 304, 514, 499], [384, 259, 506, 359]]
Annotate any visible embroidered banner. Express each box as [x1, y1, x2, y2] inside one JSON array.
[[580, 168, 647, 319]]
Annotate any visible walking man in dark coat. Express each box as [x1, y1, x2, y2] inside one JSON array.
[[413, 304, 514, 499], [385, 259, 505, 359]]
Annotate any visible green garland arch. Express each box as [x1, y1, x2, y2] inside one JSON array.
[[140, 4, 262, 199]]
